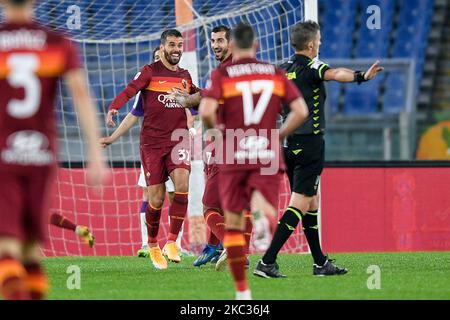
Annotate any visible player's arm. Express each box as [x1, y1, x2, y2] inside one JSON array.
[[199, 97, 218, 129], [106, 66, 152, 127], [101, 92, 143, 147], [199, 69, 222, 128], [324, 60, 384, 83], [169, 89, 202, 108], [65, 69, 108, 187], [100, 112, 139, 147], [279, 97, 309, 140]]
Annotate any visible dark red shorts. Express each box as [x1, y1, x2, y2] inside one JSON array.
[[218, 169, 282, 214], [202, 164, 221, 212], [140, 144, 190, 186], [0, 167, 56, 242]]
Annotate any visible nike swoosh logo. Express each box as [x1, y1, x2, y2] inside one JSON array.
[[158, 81, 167, 84]]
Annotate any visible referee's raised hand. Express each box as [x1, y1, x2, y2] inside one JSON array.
[[364, 60, 384, 80]]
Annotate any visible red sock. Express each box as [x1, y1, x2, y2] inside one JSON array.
[[49, 213, 76, 231], [0, 257, 30, 300], [205, 209, 225, 244], [243, 211, 253, 255], [145, 203, 162, 244], [223, 230, 248, 292], [24, 262, 48, 300], [168, 192, 188, 241]]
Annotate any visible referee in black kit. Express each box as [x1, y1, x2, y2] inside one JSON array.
[[254, 21, 384, 278]]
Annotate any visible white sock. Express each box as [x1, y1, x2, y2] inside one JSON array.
[[140, 212, 148, 248], [236, 289, 252, 300]]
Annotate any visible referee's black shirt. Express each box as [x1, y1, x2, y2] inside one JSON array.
[[281, 54, 330, 136]]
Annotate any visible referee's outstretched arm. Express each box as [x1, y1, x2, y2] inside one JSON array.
[[323, 60, 384, 83]]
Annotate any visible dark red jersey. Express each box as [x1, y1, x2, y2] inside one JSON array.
[[109, 60, 200, 148], [202, 57, 301, 171], [0, 21, 81, 171]]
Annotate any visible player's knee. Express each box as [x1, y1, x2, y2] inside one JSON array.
[[0, 237, 22, 260], [224, 212, 245, 231], [289, 192, 313, 213], [149, 195, 164, 209], [174, 182, 189, 193]]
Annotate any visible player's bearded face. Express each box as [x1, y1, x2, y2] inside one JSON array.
[[162, 37, 183, 65], [211, 31, 229, 62]]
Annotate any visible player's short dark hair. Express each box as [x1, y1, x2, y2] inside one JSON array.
[[231, 23, 255, 49], [160, 29, 183, 44], [212, 25, 231, 41], [152, 47, 159, 61], [6, 0, 32, 6], [290, 20, 320, 51]]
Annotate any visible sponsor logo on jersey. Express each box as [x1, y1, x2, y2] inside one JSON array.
[[1, 130, 53, 165], [235, 135, 275, 160], [157, 94, 184, 109]]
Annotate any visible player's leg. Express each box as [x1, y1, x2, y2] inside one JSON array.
[[194, 168, 224, 267], [137, 165, 150, 257], [165, 176, 186, 255], [22, 167, 56, 299], [163, 167, 189, 263], [141, 147, 168, 269], [146, 183, 167, 269], [22, 242, 47, 300], [49, 213, 94, 248], [0, 172, 30, 300], [218, 170, 252, 300], [0, 237, 29, 300]]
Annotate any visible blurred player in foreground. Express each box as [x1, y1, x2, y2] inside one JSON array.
[[0, 0, 107, 300], [199, 23, 308, 300]]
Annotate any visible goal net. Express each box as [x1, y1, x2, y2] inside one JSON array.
[[28, 0, 308, 256]]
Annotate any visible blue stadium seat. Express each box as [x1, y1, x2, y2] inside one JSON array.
[[343, 78, 382, 115], [326, 81, 341, 115], [383, 73, 406, 114]]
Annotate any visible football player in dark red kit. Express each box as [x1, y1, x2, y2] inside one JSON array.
[[0, 0, 108, 300], [106, 29, 200, 269], [200, 23, 309, 300], [169, 25, 255, 269]]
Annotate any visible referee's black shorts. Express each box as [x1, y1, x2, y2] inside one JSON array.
[[284, 134, 324, 197]]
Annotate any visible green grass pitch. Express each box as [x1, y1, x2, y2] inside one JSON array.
[[43, 251, 450, 300]]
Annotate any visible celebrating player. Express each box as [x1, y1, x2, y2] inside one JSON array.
[[254, 21, 383, 279], [49, 213, 95, 248], [100, 48, 187, 258], [106, 29, 200, 269], [169, 25, 254, 269], [0, 0, 108, 300], [199, 23, 309, 300]]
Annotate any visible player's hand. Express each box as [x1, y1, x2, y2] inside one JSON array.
[[364, 60, 384, 80], [99, 137, 113, 148], [168, 88, 188, 107], [106, 109, 118, 127]]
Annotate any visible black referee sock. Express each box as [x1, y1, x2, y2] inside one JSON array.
[[262, 206, 303, 265], [302, 210, 327, 266]]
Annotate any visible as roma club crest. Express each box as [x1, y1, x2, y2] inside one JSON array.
[[181, 79, 187, 89]]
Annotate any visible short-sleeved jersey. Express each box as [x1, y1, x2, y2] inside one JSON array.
[[202, 57, 302, 171], [109, 60, 200, 148], [0, 21, 81, 171], [280, 54, 330, 135]]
